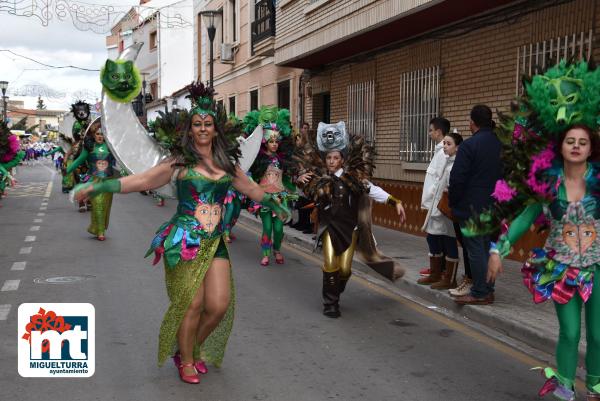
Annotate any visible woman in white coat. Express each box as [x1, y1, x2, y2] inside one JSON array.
[[420, 131, 463, 290]]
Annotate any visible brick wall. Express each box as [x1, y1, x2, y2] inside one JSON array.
[[300, 0, 598, 260]]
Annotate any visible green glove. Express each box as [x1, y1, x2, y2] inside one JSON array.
[[261, 193, 291, 223], [73, 179, 121, 199]]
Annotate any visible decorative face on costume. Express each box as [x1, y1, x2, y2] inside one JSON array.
[[545, 76, 583, 126], [70, 101, 90, 123], [101, 59, 142, 103], [317, 121, 348, 154], [562, 222, 597, 254], [95, 159, 109, 172], [264, 163, 282, 185], [194, 203, 223, 234]]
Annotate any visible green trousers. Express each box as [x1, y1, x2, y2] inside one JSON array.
[[554, 275, 600, 392], [259, 209, 284, 257]]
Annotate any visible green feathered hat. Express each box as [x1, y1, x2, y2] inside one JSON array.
[[186, 81, 217, 118], [524, 59, 600, 135], [243, 105, 292, 143]]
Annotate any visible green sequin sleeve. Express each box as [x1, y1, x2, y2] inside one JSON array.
[[66, 147, 89, 174]]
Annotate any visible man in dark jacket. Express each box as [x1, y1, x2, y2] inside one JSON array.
[[449, 105, 502, 305]]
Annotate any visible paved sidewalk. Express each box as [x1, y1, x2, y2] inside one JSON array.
[[238, 211, 586, 362]]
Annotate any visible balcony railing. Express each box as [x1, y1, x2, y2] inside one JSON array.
[[251, 0, 276, 55]]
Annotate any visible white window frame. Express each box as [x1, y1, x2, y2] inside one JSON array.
[[516, 30, 593, 95], [224, 0, 240, 46], [248, 86, 260, 111], [399, 65, 440, 163], [347, 80, 376, 144], [228, 94, 237, 116]]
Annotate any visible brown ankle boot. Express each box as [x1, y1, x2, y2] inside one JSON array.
[[417, 255, 443, 285], [431, 257, 459, 290]]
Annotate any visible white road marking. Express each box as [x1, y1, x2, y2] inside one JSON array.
[[39, 206, 47, 211], [34, 219, 43, 223], [37, 213, 45, 217], [11, 262, 26, 271], [19, 247, 32, 254], [0, 305, 10, 320], [1, 280, 20, 291], [30, 226, 40, 231], [24, 236, 36, 242], [44, 181, 53, 197]]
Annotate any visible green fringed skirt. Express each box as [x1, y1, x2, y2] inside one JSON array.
[[157, 237, 234, 367]]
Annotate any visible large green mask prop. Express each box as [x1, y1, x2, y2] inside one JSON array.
[[100, 59, 142, 103]]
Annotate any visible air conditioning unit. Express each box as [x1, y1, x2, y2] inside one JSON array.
[[221, 43, 235, 63]]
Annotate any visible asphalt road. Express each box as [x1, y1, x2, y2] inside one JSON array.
[[0, 161, 546, 401]]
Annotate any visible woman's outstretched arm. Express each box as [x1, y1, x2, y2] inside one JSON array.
[[74, 160, 176, 201]]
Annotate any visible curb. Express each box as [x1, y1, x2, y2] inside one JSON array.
[[237, 211, 584, 363]]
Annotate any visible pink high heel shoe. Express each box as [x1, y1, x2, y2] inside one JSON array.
[[177, 362, 200, 384], [173, 351, 208, 374], [260, 256, 269, 266]]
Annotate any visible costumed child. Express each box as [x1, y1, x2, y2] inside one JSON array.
[[67, 120, 116, 240], [295, 121, 406, 318], [245, 106, 297, 266], [464, 60, 600, 401]]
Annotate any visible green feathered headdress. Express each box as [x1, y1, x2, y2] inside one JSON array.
[[464, 59, 600, 236], [525, 60, 600, 135], [243, 106, 292, 142], [186, 81, 217, 118]]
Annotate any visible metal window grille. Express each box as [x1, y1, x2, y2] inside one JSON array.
[[399, 66, 440, 162], [516, 30, 593, 95], [347, 80, 375, 143]]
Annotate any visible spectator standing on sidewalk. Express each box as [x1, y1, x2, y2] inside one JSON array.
[[418, 117, 451, 286], [421, 129, 464, 291], [449, 105, 502, 305]]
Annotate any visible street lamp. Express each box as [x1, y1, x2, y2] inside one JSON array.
[[0, 81, 8, 123], [199, 10, 222, 89]]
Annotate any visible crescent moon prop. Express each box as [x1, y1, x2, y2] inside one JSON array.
[[238, 125, 263, 172], [101, 43, 176, 198]]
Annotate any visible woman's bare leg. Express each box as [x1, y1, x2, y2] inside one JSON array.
[[195, 257, 231, 346], [176, 281, 205, 375]]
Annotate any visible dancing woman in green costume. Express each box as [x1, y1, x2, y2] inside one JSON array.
[[68, 122, 115, 240], [464, 61, 600, 401], [74, 82, 289, 384]]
